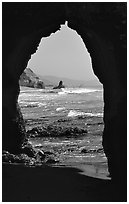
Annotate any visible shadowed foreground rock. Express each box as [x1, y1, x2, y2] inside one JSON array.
[[2, 150, 59, 165]]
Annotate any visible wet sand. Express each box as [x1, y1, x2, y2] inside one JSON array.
[[2, 163, 126, 202]]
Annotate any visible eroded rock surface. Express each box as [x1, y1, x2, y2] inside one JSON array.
[[27, 125, 88, 138], [19, 68, 45, 89]]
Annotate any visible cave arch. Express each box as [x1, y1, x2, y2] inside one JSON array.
[[3, 3, 126, 189]]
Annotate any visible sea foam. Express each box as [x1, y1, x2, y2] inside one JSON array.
[[56, 107, 66, 111], [67, 110, 103, 118], [58, 88, 99, 95], [19, 101, 47, 108]]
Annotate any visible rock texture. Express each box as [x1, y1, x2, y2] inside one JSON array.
[[19, 68, 45, 89], [2, 2, 127, 198], [53, 80, 65, 89], [27, 125, 87, 138]]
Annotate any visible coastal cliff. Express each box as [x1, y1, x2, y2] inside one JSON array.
[[19, 68, 45, 89]]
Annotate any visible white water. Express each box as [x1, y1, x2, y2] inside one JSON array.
[[58, 88, 100, 95], [67, 110, 103, 118]]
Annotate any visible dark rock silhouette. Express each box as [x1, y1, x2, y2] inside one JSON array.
[[53, 80, 65, 89], [19, 68, 45, 89], [2, 3, 127, 200], [26, 125, 87, 138]]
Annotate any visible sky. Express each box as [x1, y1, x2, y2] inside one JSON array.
[[28, 22, 98, 81]]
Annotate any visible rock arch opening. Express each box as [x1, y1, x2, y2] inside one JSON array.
[[27, 22, 100, 84], [3, 3, 127, 200], [18, 22, 106, 176]]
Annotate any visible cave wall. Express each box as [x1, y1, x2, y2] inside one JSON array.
[[2, 2, 126, 185]]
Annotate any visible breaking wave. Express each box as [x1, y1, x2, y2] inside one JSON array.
[[19, 101, 47, 108], [58, 88, 100, 95], [67, 110, 103, 118], [56, 107, 66, 111]]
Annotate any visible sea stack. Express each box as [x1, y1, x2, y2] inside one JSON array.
[[53, 80, 65, 89]]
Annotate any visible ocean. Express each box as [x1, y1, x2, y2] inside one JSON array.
[[18, 86, 109, 177]]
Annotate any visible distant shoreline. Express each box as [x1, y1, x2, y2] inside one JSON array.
[[20, 85, 103, 91]]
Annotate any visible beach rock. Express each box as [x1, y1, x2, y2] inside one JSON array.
[[57, 118, 72, 122], [36, 81, 45, 89], [44, 151, 54, 155], [81, 149, 89, 154], [2, 151, 16, 163], [97, 148, 104, 153], [67, 148, 75, 152], [81, 148, 104, 154], [2, 151, 36, 165], [2, 149, 60, 165], [27, 125, 88, 138], [21, 145, 36, 157], [36, 150, 46, 160], [53, 80, 65, 89], [78, 115, 87, 119], [16, 154, 36, 165], [46, 158, 59, 164]]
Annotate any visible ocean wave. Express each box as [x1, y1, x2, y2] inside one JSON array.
[[56, 107, 66, 111], [58, 88, 100, 95], [19, 101, 47, 108], [67, 110, 103, 118]]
